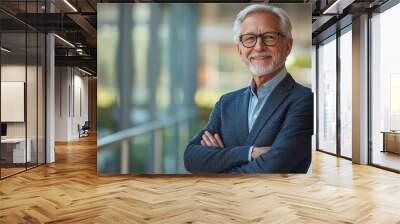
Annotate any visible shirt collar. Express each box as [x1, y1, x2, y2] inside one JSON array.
[[248, 67, 287, 98]]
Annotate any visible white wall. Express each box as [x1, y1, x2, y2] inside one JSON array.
[[0, 65, 36, 138], [1, 64, 46, 163], [55, 67, 89, 141], [55, 67, 69, 141]]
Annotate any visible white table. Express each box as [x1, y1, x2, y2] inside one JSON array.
[[1, 138, 31, 163]]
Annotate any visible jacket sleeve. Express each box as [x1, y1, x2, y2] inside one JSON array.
[[230, 92, 313, 173], [184, 97, 251, 174]]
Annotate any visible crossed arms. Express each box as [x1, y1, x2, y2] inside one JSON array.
[[183, 92, 313, 173], [200, 131, 271, 161]]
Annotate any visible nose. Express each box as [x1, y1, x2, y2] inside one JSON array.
[[253, 36, 266, 52]]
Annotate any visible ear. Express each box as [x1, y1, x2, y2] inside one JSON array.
[[236, 43, 242, 56], [285, 38, 293, 57]]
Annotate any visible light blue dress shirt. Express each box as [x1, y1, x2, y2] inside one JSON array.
[[247, 67, 287, 161]]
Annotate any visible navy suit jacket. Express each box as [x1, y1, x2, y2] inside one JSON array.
[[184, 73, 313, 173]]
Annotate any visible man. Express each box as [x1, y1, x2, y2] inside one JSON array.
[[184, 4, 313, 173]]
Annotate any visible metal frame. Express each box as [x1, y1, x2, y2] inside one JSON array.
[[0, 0, 47, 180], [315, 19, 353, 162], [0, 18, 2, 179], [315, 0, 400, 172], [367, 10, 373, 166], [25, 2, 28, 171], [367, 0, 400, 172], [336, 21, 341, 158], [315, 32, 338, 156], [44, 0, 47, 165], [315, 44, 319, 151], [36, 1, 39, 169]]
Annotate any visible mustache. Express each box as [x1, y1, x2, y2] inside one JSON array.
[[249, 52, 273, 59]]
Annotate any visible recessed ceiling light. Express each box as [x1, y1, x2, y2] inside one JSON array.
[[78, 67, 93, 76], [54, 34, 75, 48], [1, 47, 11, 53], [63, 0, 78, 12], [323, 0, 354, 15]]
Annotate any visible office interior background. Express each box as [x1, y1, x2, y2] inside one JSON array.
[[97, 3, 312, 174], [0, 0, 97, 179], [313, 0, 400, 172], [0, 0, 399, 223]]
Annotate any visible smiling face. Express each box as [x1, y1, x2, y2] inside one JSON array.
[[236, 11, 293, 77]]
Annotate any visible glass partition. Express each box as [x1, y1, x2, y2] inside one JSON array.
[[371, 3, 400, 171], [0, 1, 46, 179], [1, 30, 28, 177], [317, 36, 337, 154], [339, 28, 352, 158]]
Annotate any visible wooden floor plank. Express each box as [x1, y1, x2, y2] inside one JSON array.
[[0, 134, 400, 223]]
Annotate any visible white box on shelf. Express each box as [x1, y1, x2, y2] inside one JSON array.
[[12, 139, 31, 163]]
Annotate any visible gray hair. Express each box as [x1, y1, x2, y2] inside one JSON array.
[[233, 4, 292, 43]]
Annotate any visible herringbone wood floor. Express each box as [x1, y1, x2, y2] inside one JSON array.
[[1, 135, 400, 223]]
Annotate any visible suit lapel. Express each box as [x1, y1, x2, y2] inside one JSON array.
[[245, 73, 295, 145], [235, 88, 250, 144]]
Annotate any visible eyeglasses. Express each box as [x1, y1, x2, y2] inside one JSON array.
[[239, 32, 285, 48]]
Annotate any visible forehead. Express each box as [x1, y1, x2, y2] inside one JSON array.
[[240, 11, 281, 33]]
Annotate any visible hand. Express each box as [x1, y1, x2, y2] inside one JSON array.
[[200, 131, 224, 148], [251, 146, 272, 160]]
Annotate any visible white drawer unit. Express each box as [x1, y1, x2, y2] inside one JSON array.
[[1, 138, 32, 163]]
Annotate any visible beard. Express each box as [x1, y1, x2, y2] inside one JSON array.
[[243, 51, 286, 77]]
